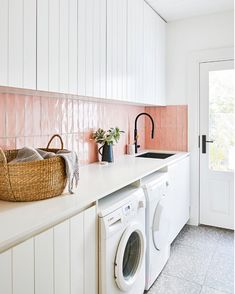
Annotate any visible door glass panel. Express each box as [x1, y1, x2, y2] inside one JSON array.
[[122, 232, 141, 280], [209, 69, 235, 171]]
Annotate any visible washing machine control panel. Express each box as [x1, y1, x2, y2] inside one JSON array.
[[122, 203, 133, 216]]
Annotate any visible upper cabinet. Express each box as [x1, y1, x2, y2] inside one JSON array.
[[77, 0, 106, 98], [0, 0, 166, 105], [107, 0, 127, 100], [127, 0, 144, 103], [0, 0, 36, 89], [143, 2, 166, 105], [37, 0, 78, 94]]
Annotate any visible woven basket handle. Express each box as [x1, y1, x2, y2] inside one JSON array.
[[46, 134, 64, 150], [0, 147, 7, 164]]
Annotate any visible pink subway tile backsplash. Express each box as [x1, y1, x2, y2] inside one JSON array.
[[145, 105, 188, 152], [0, 91, 188, 164]]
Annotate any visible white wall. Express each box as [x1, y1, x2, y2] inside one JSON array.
[[166, 11, 234, 105]]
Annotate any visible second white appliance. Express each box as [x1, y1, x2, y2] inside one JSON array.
[[99, 186, 146, 294], [141, 172, 170, 290]]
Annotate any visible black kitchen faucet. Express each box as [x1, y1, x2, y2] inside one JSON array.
[[134, 113, 155, 153]]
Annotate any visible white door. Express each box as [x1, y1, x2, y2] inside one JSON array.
[[200, 60, 234, 229]]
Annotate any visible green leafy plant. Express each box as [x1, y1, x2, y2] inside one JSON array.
[[93, 127, 124, 145]]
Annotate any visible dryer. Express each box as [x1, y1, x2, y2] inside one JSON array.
[[141, 172, 170, 290], [99, 186, 146, 294]]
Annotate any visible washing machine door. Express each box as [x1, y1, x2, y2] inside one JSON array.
[[152, 197, 170, 250], [114, 223, 145, 292]]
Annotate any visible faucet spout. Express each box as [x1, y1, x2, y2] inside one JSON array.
[[134, 112, 155, 154]]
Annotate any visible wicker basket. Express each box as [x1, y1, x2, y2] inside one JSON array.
[[0, 134, 67, 202]]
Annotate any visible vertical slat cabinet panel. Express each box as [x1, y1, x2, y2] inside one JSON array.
[[107, 0, 127, 100], [8, 0, 23, 87], [144, 3, 159, 105], [69, 0, 78, 95], [99, 0, 107, 98], [143, 3, 153, 104], [156, 15, 166, 105], [152, 9, 158, 104], [70, 212, 84, 294], [0, 250, 12, 294], [77, 0, 86, 96], [12, 239, 34, 294], [135, 0, 144, 103], [127, 0, 135, 101], [117, 0, 127, 100], [84, 206, 97, 294], [59, 0, 69, 93], [23, 0, 36, 89], [54, 220, 70, 294], [7, 0, 36, 89], [93, 0, 107, 98], [35, 229, 54, 294], [106, 0, 114, 99], [85, 0, 94, 97], [48, 0, 60, 92], [0, 0, 9, 86], [127, 0, 144, 103], [37, 0, 49, 91]]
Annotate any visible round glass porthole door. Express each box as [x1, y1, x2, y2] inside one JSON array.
[[115, 224, 145, 292]]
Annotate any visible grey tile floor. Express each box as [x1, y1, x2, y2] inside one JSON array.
[[147, 225, 234, 294]]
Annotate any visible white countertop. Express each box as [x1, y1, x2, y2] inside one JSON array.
[[0, 150, 189, 253]]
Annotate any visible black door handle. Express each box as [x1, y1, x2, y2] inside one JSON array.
[[202, 135, 214, 154]]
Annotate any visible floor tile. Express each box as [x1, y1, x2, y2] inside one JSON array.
[[216, 229, 234, 256], [147, 274, 201, 294], [174, 225, 222, 252], [204, 250, 234, 293], [163, 243, 213, 285], [200, 286, 230, 294]]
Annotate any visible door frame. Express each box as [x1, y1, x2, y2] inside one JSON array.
[[187, 47, 234, 226]]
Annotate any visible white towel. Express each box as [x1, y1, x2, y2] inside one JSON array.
[[57, 150, 79, 194], [9, 147, 44, 164]]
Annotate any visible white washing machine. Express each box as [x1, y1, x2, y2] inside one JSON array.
[[99, 186, 146, 294], [141, 172, 170, 290]]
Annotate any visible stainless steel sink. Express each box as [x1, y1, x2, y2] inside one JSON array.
[[136, 152, 175, 159]]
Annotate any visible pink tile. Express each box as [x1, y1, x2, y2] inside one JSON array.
[[5, 94, 16, 137], [73, 99, 79, 133], [0, 88, 188, 163], [24, 95, 34, 136], [0, 94, 6, 137], [15, 94, 25, 137], [67, 99, 73, 133], [165, 106, 177, 128], [41, 97, 49, 135], [0, 137, 16, 150], [32, 96, 41, 136]]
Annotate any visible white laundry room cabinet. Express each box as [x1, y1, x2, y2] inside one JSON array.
[[143, 2, 166, 105], [167, 156, 190, 244], [0, 0, 36, 89], [0, 205, 97, 294]]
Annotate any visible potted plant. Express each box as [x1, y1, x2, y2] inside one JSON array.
[[93, 127, 124, 162]]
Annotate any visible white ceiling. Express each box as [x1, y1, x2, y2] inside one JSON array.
[[146, 0, 234, 22]]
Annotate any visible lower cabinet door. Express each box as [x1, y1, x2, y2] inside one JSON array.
[[84, 206, 97, 294], [70, 212, 84, 294], [0, 205, 97, 294], [167, 157, 190, 243], [12, 239, 34, 294], [35, 229, 54, 294], [0, 250, 12, 294]]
